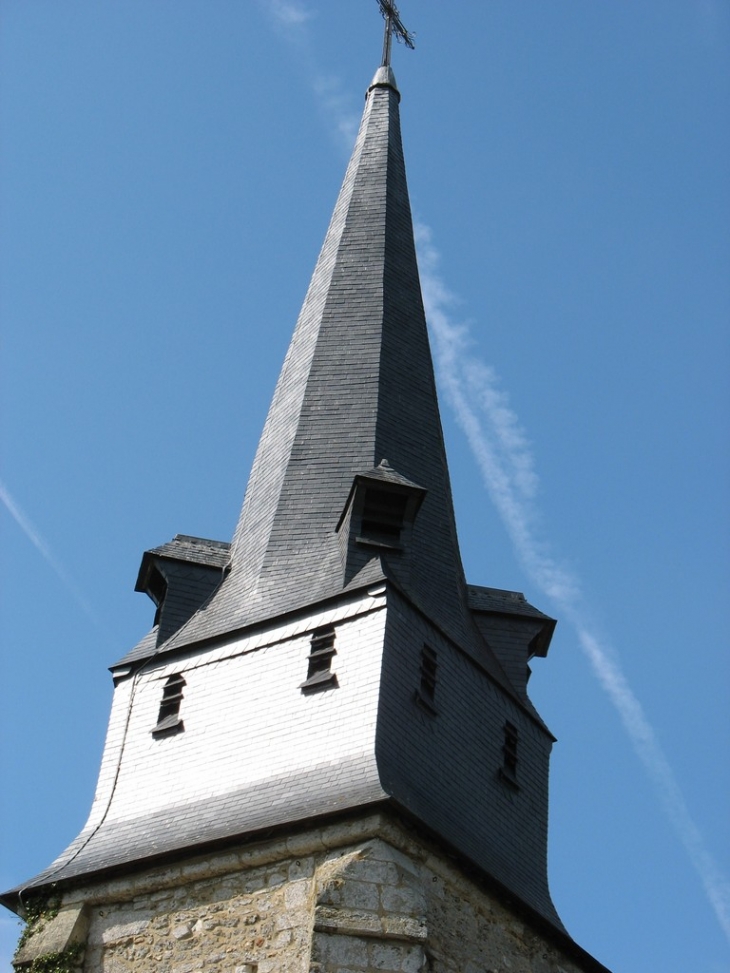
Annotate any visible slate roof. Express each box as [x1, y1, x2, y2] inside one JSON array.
[[135, 535, 231, 576], [2, 62, 570, 945], [468, 585, 556, 664], [132, 535, 232, 648], [355, 458, 425, 490], [141, 64, 488, 666], [467, 584, 554, 621], [1, 758, 387, 900]]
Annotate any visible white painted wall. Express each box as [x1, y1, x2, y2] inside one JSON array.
[[84, 588, 387, 826]]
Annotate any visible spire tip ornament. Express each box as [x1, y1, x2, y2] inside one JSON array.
[[377, 0, 415, 67]]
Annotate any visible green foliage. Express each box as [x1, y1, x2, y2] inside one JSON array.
[[15, 889, 60, 954], [22, 891, 60, 926], [13, 890, 85, 973], [23, 942, 85, 973]]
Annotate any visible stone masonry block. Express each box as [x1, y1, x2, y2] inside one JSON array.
[[399, 945, 427, 973], [380, 916, 427, 943], [14, 904, 89, 967], [285, 879, 310, 910], [348, 859, 399, 887], [363, 840, 420, 879], [314, 907, 382, 939], [313, 932, 369, 970], [319, 817, 380, 851], [29, 820, 604, 973], [368, 942, 409, 971], [98, 917, 149, 946], [341, 881, 381, 912], [380, 885, 421, 916], [288, 857, 315, 881]]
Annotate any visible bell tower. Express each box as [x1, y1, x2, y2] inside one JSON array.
[[4, 8, 611, 973]]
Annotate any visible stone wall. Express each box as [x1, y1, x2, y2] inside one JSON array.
[[85, 855, 312, 973], [14, 815, 607, 973]]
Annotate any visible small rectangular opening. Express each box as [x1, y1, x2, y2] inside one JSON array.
[[152, 673, 185, 736], [300, 627, 338, 692], [501, 721, 519, 785], [359, 488, 408, 546], [420, 645, 437, 701], [414, 644, 438, 715]]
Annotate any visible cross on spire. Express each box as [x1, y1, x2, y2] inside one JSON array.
[[377, 0, 415, 67]]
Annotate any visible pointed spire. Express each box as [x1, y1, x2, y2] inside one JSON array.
[[159, 68, 477, 656]]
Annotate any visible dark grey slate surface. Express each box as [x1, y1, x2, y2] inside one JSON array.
[[467, 584, 554, 622], [139, 66, 492, 674], [354, 458, 425, 490], [4, 757, 387, 897], [138, 535, 231, 572], [133, 535, 231, 649], [1, 62, 602, 966], [468, 584, 557, 698], [376, 587, 563, 930]]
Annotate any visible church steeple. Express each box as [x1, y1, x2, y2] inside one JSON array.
[[4, 41, 611, 969], [151, 62, 481, 662]]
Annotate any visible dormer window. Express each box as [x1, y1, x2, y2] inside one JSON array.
[[336, 461, 427, 585], [152, 673, 186, 736], [359, 488, 409, 548], [300, 627, 338, 693], [135, 535, 231, 647], [338, 460, 426, 554]]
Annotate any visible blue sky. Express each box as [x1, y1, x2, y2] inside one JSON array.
[[1, 2, 728, 971]]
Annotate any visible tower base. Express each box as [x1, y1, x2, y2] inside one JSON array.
[[13, 811, 607, 973]]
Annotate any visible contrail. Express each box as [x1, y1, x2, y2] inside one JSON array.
[[262, 0, 730, 943], [0, 478, 104, 631], [258, 0, 360, 152], [416, 224, 730, 943]]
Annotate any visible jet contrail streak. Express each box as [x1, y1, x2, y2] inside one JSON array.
[[0, 479, 103, 630], [416, 223, 730, 943], [259, 0, 360, 153], [262, 0, 730, 943]]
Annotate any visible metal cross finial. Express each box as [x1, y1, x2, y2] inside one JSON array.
[[377, 0, 415, 67]]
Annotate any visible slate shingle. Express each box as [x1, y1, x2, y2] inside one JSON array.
[[139, 67, 495, 675], [1, 64, 582, 959]]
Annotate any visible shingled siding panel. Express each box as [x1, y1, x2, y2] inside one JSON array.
[[156, 561, 224, 644], [19, 595, 388, 890], [161, 73, 479, 665], [104, 605, 386, 824], [374, 84, 474, 651], [375, 589, 562, 929], [473, 615, 544, 698]]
